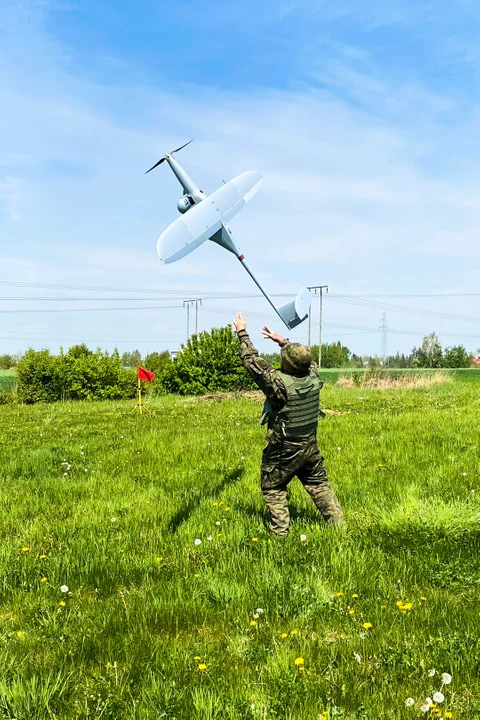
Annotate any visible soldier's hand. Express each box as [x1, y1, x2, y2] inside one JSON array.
[[262, 326, 286, 345], [233, 312, 247, 332]]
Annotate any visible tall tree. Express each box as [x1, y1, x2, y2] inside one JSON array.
[[412, 333, 443, 368]]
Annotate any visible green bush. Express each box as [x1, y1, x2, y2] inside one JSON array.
[[17, 347, 137, 403], [161, 326, 255, 395], [17, 349, 62, 403]]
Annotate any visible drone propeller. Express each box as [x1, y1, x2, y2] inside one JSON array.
[[145, 139, 193, 174]]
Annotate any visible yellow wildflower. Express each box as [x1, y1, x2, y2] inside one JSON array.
[[21, 547, 30, 553], [250, 620, 258, 627], [16, 631, 24, 638], [59, 601, 66, 607], [194, 573, 199, 578], [294, 657, 304, 666], [252, 537, 259, 542], [334, 592, 343, 598], [41, 577, 47, 583], [290, 629, 299, 636], [445, 713, 453, 718], [352, 593, 359, 598], [225, 507, 231, 512], [395, 600, 403, 607], [212, 502, 218, 507], [197, 663, 207, 671], [362, 622, 372, 629], [155, 557, 163, 563], [193, 656, 201, 661], [420, 596, 427, 601], [39, 554, 47, 560], [401, 602, 413, 611], [348, 609, 355, 615], [281, 633, 288, 639]]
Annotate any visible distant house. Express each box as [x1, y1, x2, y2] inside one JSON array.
[[473, 357, 480, 367]]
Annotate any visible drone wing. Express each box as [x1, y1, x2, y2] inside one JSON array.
[[157, 171, 263, 264]]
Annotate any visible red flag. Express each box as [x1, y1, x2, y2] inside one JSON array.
[[138, 366, 155, 382]]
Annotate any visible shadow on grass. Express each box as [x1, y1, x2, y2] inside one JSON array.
[[167, 467, 244, 533]]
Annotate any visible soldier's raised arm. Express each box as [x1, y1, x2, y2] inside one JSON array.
[[233, 313, 287, 408]]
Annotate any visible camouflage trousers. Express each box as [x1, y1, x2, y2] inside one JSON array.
[[260, 434, 344, 536]]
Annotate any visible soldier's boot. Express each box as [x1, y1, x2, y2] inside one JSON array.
[[303, 482, 345, 526], [262, 488, 290, 536]]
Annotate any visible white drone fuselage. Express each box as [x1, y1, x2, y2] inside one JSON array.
[[155, 152, 310, 330]]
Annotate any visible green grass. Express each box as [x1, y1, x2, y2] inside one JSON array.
[[1, 381, 479, 719]]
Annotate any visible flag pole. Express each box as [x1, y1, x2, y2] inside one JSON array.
[[138, 377, 142, 415]]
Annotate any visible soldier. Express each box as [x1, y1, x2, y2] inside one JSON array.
[[233, 312, 344, 536]]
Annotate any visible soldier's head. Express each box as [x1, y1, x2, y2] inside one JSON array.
[[280, 343, 312, 376]]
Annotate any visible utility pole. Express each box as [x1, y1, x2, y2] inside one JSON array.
[[307, 285, 328, 368], [380, 313, 388, 366], [195, 299, 202, 335], [183, 299, 202, 341]]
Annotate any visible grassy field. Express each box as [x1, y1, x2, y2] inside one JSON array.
[[1, 379, 479, 719]]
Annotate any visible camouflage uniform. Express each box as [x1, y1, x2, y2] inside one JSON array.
[[237, 330, 344, 535]]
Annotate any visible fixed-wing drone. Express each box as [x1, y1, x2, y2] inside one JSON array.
[[146, 141, 310, 329]]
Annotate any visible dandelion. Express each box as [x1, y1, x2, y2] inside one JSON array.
[[294, 657, 304, 666], [207, 536, 213, 541], [60, 585, 69, 593], [337, 447, 341, 451], [352, 593, 359, 598], [253, 613, 259, 619], [194, 573, 200, 578], [405, 698, 415, 707], [39, 554, 47, 560], [41, 577, 47, 583], [21, 547, 30, 553], [197, 663, 207, 671], [16, 631, 24, 638], [252, 537, 259, 542], [362, 622, 372, 629], [225, 507, 231, 512], [348, 609, 355, 615], [353, 653, 361, 663], [420, 596, 427, 601], [59, 601, 66, 607], [396, 600, 403, 607], [428, 669, 436, 677], [441, 673, 452, 685], [193, 656, 201, 661], [334, 592, 343, 598], [462, 472, 467, 477], [250, 620, 258, 627], [194, 539, 202, 546], [215, 521, 221, 526], [155, 557, 163, 563], [212, 502, 218, 507], [255, 608, 264, 614], [300, 534, 307, 542], [445, 713, 453, 718], [290, 629, 299, 636], [433, 692, 444, 704], [281, 633, 288, 639], [420, 704, 431, 713], [111, 517, 117, 523]]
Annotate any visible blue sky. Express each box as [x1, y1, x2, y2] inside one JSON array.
[[1, 0, 480, 356]]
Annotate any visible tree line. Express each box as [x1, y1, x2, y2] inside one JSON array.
[[1, 330, 478, 404]]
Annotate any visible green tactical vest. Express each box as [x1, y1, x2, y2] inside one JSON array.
[[261, 370, 322, 438]]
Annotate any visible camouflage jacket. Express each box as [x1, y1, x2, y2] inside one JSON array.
[[237, 329, 289, 410]]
